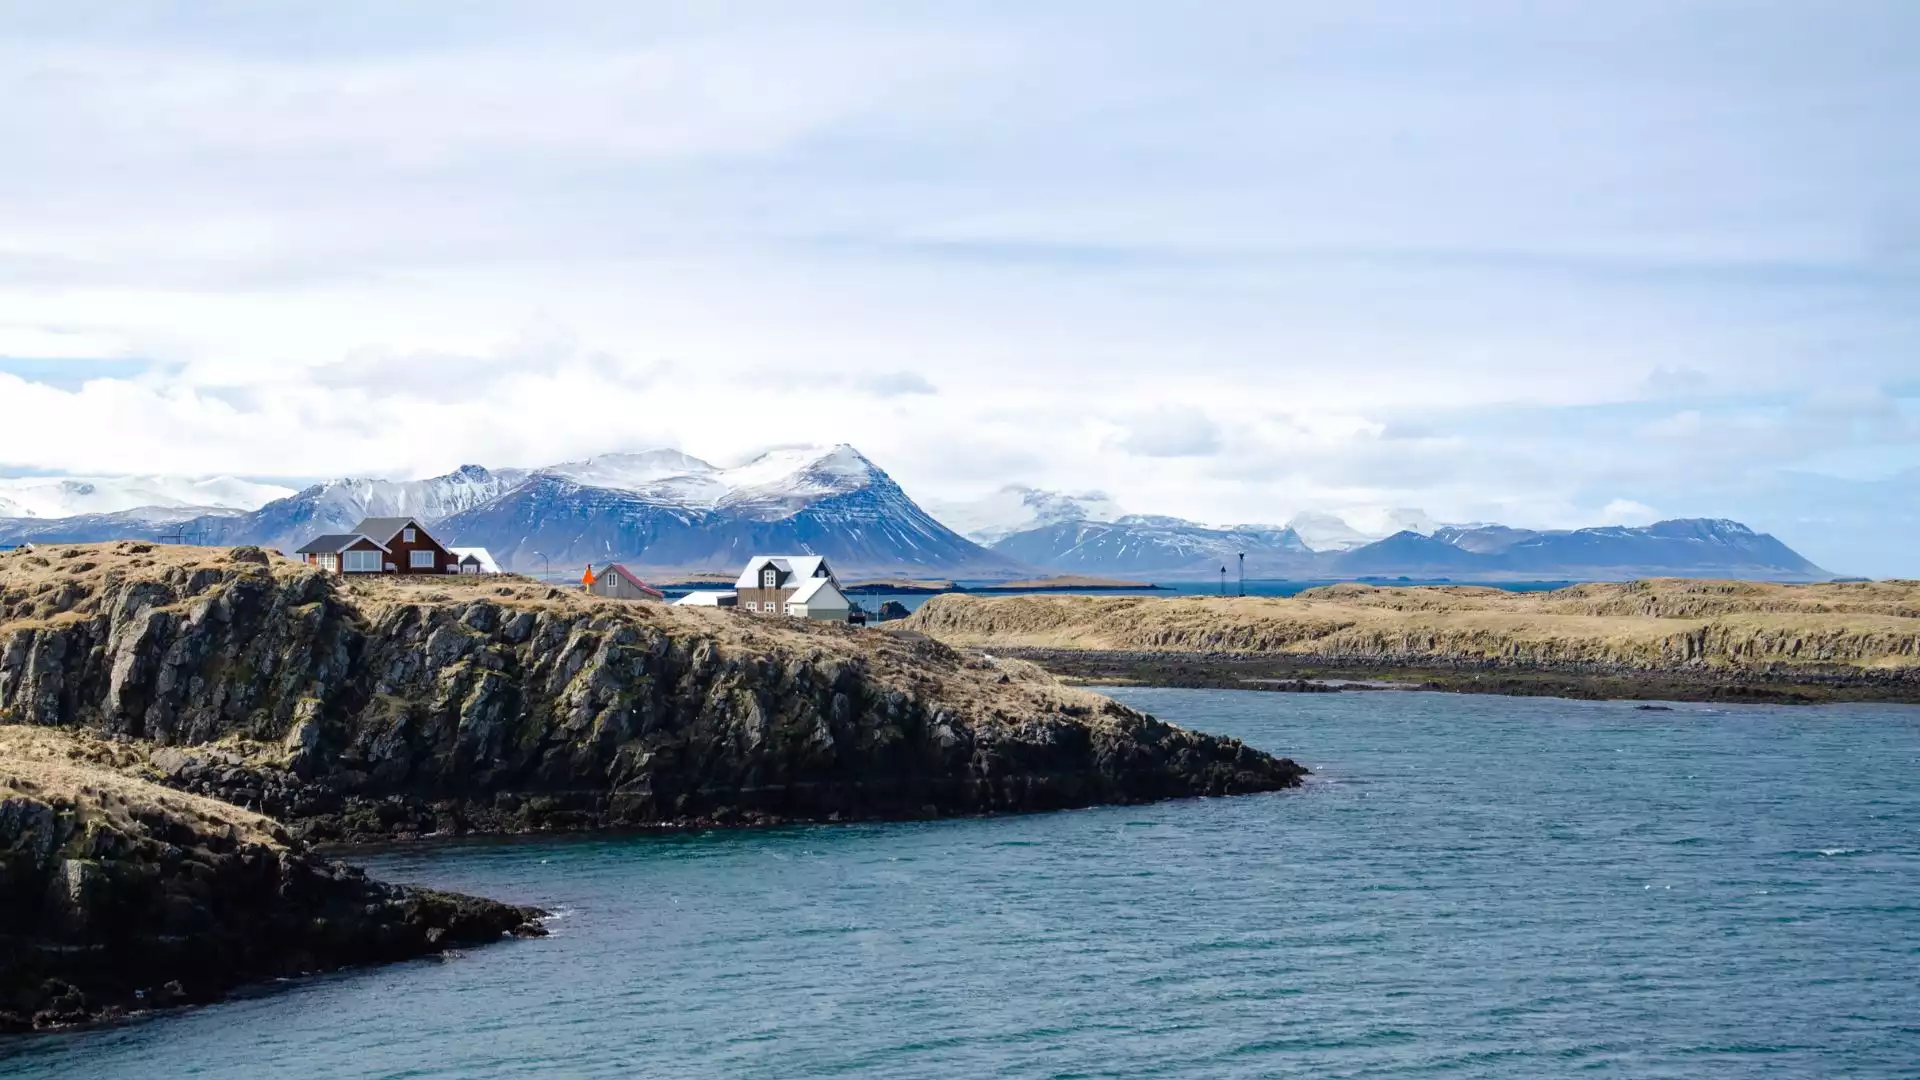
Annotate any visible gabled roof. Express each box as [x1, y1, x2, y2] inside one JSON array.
[[734, 554, 834, 590], [352, 517, 431, 545], [673, 590, 737, 606], [785, 576, 846, 606], [295, 533, 387, 555], [604, 563, 664, 600], [448, 547, 500, 573]]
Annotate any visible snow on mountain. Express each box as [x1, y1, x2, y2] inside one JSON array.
[[927, 485, 1126, 545], [432, 444, 1022, 576], [1283, 509, 1441, 551], [0, 474, 295, 518], [1283, 511, 1376, 552], [540, 450, 727, 506], [992, 514, 1315, 577]]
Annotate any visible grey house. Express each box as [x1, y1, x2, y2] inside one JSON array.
[[588, 563, 664, 601]]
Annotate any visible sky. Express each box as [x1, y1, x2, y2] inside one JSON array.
[[0, 1, 1916, 575]]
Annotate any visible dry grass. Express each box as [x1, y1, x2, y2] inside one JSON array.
[[0, 725, 285, 848], [0, 543, 1133, 736], [904, 580, 1920, 672]]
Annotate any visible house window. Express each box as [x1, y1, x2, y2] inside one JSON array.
[[343, 550, 381, 572], [322, 554, 338, 572], [410, 549, 436, 569], [404, 527, 416, 542], [761, 568, 778, 588], [784, 604, 795, 615]]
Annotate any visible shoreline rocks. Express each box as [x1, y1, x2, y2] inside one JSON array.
[[0, 545, 1306, 844], [0, 729, 544, 1033]]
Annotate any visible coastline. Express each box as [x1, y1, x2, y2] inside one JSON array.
[[900, 582, 1920, 705], [1003, 648, 1920, 704]]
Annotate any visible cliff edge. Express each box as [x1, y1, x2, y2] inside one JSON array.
[[0, 726, 544, 1032], [0, 544, 1303, 841]]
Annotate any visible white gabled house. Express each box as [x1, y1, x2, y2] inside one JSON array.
[[733, 554, 851, 621]]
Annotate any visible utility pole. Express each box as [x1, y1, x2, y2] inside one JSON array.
[[1238, 552, 1245, 597]]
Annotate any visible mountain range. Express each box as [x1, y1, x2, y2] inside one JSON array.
[[0, 446, 1021, 578], [981, 512, 1827, 581], [0, 446, 1833, 581]]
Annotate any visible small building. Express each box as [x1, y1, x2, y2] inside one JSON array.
[[588, 563, 664, 601], [294, 516, 459, 575], [672, 590, 737, 607], [449, 547, 501, 574], [734, 554, 850, 620]]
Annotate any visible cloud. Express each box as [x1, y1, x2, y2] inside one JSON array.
[[854, 371, 938, 397], [1600, 499, 1661, 526], [0, 3, 1917, 572], [1114, 406, 1221, 457]]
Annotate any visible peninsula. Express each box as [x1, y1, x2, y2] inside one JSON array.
[[902, 580, 1920, 703], [0, 543, 1303, 1027]]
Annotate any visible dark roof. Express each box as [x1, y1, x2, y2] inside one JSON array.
[[459, 553, 481, 564], [295, 533, 380, 555], [604, 563, 665, 599], [351, 517, 428, 544]]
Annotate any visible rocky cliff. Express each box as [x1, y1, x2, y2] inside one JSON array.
[[0, 726, 543, 1032], [0, 544, 1302, 842]]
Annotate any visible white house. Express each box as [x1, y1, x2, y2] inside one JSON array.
[[734, 554, 851, 621]]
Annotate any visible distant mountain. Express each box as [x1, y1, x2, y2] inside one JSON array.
[[1463, 518, 1827, 579], [435, 446, 1020, 577], [992, 515, 1828, 582], [991, 515, 1316, 577], [0, 445, 1020, 578], [0, 505, 247, 546], [1283, 511, 1378, 552], [0, 474, 293, 519], [1327, 531, 1488, 575], [929, 485, 1126, 545]]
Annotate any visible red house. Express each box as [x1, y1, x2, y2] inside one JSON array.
[[294, 516, 459, 575]]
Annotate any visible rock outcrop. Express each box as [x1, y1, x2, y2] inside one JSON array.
[[0, 727, 544, 1032], [0, 545, 1303, 841]]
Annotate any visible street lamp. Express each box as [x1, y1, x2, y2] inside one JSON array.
[[1219, 566, 1227, 595], [533, 550, 551, 582], [1238, 552, 1245, 597]]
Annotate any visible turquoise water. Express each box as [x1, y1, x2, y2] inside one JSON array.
[[6, 688, 1918, 1078]]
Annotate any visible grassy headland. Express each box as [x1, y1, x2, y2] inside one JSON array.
[[902, 580, 1920, 703]]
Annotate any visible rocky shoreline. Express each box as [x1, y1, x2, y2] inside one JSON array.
[[0, 728, 544, 1033], [999, 648, 1920, 704], [0, 544, 1306, 1030], [901, 583, 1920, 704]]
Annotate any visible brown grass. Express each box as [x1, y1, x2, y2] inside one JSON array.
[[0, 725, 285, 848], [903, 579, 1920, 672], [0, 542, 1134, 736]]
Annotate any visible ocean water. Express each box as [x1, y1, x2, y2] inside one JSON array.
[[835, 579, 1569, 616], [6, 688, 1918, 1078]]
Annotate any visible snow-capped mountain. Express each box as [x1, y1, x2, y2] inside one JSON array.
[[238, 464, 534, 546], [435, 446, 1017, 576], [928, 485, 1127, 545], [991, 515, 1316, 577], [0, 474, 294, 519], [991, 506, 1828, 581], [1283, 511, 1378, 552], [0, 445, 1020, 578]]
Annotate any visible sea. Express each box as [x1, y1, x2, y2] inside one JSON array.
[[5, 687, 1917, 1078], [825, 578, 1572, 617]]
